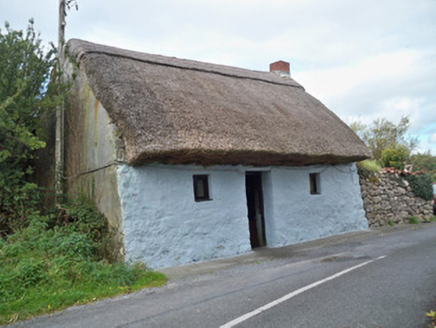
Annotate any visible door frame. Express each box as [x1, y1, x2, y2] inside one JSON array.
[[245, 171, 266, 248]]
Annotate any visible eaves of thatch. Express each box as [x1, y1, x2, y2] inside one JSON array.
[[67, 39, 371, 167]]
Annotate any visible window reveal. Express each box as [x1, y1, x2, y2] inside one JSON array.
[[193, 175, 211, 201], [309, 173, 321, 195]]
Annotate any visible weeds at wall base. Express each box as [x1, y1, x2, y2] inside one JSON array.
[[408, 216, 420, 224]]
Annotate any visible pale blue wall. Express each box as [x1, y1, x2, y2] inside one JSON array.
[[118, 163, 368, 269], [118, 165, 251, 269], [265, 164, 368, 248]]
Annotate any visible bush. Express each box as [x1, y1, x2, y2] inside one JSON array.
[[404, 174, 433, 201], [380, 145, 410, 170]]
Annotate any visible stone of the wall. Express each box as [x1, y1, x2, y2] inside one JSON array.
[[359, 171, 433, 227]]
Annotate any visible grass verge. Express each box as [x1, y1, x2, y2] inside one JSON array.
[[0, 202, 166, 325], [1, 267, 166, 325]]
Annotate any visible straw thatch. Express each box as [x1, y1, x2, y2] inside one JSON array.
[[67, 39, 371, 167]]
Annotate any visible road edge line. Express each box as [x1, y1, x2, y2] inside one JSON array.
[[220, 255, 387, 328]]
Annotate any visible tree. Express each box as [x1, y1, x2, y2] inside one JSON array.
[[350, 116, 419, 161], [0, 20, 64, 233]]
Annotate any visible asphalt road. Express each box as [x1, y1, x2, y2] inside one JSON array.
[[7, 223, 436, 328]]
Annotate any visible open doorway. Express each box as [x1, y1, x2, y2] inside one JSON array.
[[245, 172, 266, 248]]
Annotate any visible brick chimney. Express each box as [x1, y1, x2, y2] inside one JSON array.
[[270, 60, 290, 78]]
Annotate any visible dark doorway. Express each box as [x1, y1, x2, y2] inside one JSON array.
[[245, 172, 266, 248]]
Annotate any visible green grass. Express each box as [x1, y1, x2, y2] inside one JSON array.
[[1, 267, 166, 325], [0, 211, 166, 325], [356, 159, 381, 172], [408, 216, 420, 224]]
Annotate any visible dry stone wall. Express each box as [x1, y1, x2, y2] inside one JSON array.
[[359, 171, 433, 227]]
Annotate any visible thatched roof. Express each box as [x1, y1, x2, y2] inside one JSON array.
[[67, 39, 371, 167]]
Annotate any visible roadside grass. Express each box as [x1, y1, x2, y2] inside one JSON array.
[[1, 266, 166, 325], [0, 203, 166, 325]]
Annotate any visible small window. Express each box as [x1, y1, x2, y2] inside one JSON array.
[[193, 175, 211, 202], [309, 173, 320, 195]]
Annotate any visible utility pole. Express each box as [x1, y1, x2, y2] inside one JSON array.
[[55, 0, 66, 200], [55, 0, 77, 200]]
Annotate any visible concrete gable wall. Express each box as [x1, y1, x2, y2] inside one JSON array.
[[64, 64, 125, 261]]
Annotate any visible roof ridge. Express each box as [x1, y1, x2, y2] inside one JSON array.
[[68, 39, 305, 90]]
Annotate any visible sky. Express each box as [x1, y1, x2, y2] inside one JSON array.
[[1, 0, 435, 155]]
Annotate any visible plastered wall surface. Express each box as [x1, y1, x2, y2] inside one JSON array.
[[266, 163, 368, 247], [118, 163, 367, 269], [118, 165, 252, 269]]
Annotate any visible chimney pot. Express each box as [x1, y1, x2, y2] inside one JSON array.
[[270, 60, 290, 77]]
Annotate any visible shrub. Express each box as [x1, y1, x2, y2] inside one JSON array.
[[408, 216, 419, 224], [404, 174, 433, 201], [380, 145, 410, 170]]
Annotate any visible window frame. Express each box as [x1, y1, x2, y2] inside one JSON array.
[[309, 173, 321, 195], [193, 174, 212, 202]]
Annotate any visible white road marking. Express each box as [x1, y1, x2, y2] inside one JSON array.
[[220, 255, 387, 328]]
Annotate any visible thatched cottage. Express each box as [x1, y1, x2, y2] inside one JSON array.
[[63, 39, 371, 269]]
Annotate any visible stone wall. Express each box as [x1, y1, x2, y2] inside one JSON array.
[[359, 171, 433, 227]]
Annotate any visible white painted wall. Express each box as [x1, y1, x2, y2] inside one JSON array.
[[118, 163, 368, 269]]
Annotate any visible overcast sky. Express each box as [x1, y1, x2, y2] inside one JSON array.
[[2, 0, 435, 155]]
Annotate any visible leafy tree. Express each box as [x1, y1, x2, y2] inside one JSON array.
[[0, 20, 64, 234], [350, 116, 418, 161]]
